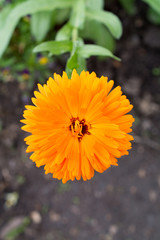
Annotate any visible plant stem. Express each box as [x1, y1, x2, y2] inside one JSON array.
[[72, 27, 78, 42]]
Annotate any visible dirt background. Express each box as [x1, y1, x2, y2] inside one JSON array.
[[0, 1, 160, 240]]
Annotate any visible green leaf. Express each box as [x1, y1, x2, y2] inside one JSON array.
[[78, 44, 120, 61], [76, 56, 87, 74], [70, 0, 85, 29], [33, 40, 72, 55], [0, 2, 19, 30], [147, 7, 160, 24], [81, 20, 115, 52], [0, 57, 16, 67], [0, 0, 74, 57], [0, 0, 5, 5], [86, 9, 122, 39], [119, 0, 136, 16], [95, 26, 115, 53], [66, 41, 79, 76], [86, 0, 104, 10], [55, 23, 72, 41], [31, 11, 53, 42], [67, 51, 78, 70], [143, 0, 160, 14], [66, 40, 85, 77], [55, 9, 70, 24]]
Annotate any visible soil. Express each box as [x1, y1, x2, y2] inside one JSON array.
[[0, 2, 160, 240]]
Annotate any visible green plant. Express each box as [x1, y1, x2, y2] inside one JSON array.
[[144, 0, 160, 24], [119, 0, 160, 25], [5, 217, 30, 240], [0, 0, 122, 77], [119, 0, 137, 16]]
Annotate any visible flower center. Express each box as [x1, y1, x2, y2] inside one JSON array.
[[70, 118, 90, 139]]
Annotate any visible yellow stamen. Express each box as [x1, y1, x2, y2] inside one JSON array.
[[71, 120, 83, 137]]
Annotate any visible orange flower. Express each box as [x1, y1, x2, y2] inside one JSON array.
[[21, 70, 134, 183]]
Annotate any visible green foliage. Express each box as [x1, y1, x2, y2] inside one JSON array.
[[119, 0, 137, 16], [119, 0, 160, 24], [143, 0, 160, 14], [142, 0, 160, 25], [86, 0, 104, 10], [0, 120, 2, 131], [54, 9, 70, 24], [5, 217, 30, 240], [147, 7, 160, 24], [86, 9, 122, 39], [66, 41, 79, 71], [1, 0, 160, 82], [0, 2, 19, 30], [76, 56, 87, 73], [0, 23, 51, 86], [70, 0, 85, 29], [78, 44, 120, 61], [0, 0, 74, 57], [31, 11, 53, 42], [152, 67, 160, 76], [66, 39, 86, 76], [0, 0, 123, 81], [81, 20, 115, 52], [33, 40, 72, 55], [55, 23, 72, 41], [0, 0, 5, 5]]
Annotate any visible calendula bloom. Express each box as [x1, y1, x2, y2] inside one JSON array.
[[21, 70, 134, 183]]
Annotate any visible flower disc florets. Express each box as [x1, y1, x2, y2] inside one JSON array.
[[69, 118, 90, 140], [21, 70, 134, 183]]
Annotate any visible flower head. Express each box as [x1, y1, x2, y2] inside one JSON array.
[[21, 70, 134, 183], [39, 56, 49, 65]]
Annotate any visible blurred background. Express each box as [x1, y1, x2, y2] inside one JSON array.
[[0, 0, 160, 240]]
